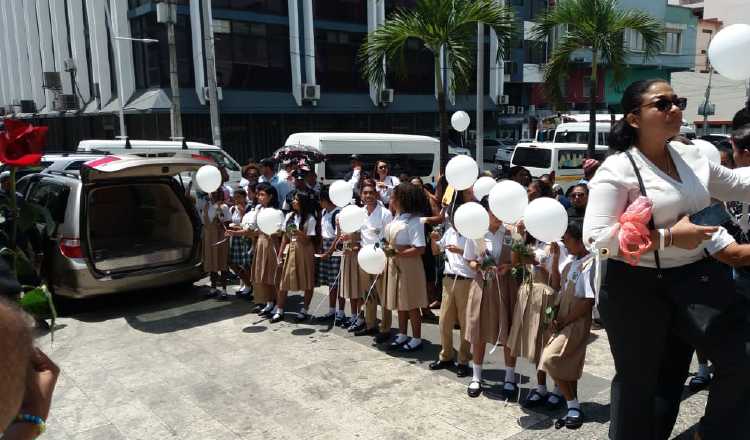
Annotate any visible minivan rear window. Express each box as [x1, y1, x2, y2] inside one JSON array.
[[512, 147, 551, 169], [554, 131, 589, 144], [324, 154, 435, 180], [198, 151, 240, 171]]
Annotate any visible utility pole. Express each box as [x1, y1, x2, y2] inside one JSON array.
[[476, 22, 484, 171], [201, 0, 221, 146], [158, 0, 182, 139], [701, 33, 715, 136]]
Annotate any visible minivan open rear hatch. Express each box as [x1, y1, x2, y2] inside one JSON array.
[[80, 156, 205, 275]]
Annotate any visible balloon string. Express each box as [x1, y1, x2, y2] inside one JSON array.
[[310, 255, 343, 318], [361, 273, 381, 316], [489, 271, 504, 355]]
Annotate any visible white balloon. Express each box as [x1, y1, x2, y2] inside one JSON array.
[[195, 165, 222, 193], [692, 139, 722, 165], [473, 176, 496, 200], [453, 202, 489, 239], [451, 111, 471, 132], [339, 205, 368, 234], [524, 197, 568, 243], [257, 208, 284, 236], [708, 24, 750, 81], [329, 180, 353, 208], [358, 244, 387, 275], [488, 180, 528, 224], [446, 155, 479, 190]]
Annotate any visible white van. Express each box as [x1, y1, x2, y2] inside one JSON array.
[[550, 122, 612, 147], [283, 133, 440, 184], [510, 142, 610, 190], [77, 140, 243, 189]]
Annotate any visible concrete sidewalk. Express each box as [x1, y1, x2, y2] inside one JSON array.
[[34, 283, 706, 440]]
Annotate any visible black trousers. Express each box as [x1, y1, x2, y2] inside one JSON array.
[[599, 259, 750, 440]]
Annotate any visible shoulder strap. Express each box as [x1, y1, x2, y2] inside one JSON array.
[[624, 151, 662, 272]]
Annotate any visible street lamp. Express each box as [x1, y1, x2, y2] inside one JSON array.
[[111, 35, 158, 139]]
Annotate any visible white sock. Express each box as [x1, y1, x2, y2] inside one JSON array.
[[407, 338, 421, 348], [472, 363, 483, 382], [567, 398, 580, 410], [536, 384, 548, 395], [698, 363, 710, 378], [394, 333, 408, 344], [552, 384, 561, 396], [505, 367, 516, 383], [300, 308, 307, 315], [265, 301, 274, 308], [238, 281, 245, 290], [275, 308, 283, 315]]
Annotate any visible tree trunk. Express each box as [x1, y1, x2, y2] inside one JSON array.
[[587, 51, 598, 159], [436, 51, 449, 173]]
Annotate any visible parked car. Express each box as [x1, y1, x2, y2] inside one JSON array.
[[510, 142, 610, 191], [700, 134, 731, 146], [17, 155, 205, 298]]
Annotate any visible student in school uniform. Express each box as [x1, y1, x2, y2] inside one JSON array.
[[357, 181, 394, 340], [428, 220, 474, 378], [235, 182, 281, 316], [314, 187, 346, 324], [273, 190, 318, 323], [339, 209, 370, 333], [508, 228, 566, 408], [201, 190, 231, 300], [228, 189, 253, 298], [462, 207, 515, 396], [538, 220, 596, 430], [384, 183, 428, 352]]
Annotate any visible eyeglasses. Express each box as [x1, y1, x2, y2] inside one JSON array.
[[639, 95, 687, 113], [378, 165, 388, 170]]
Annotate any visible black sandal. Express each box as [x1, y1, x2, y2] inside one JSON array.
[[564, 408, 584, 430], [501, 381, 518, 401], [467, 380, 483, 398], [522, 389, 546, 408], [545, 393, 564, 410], [399, 341, 423, 352]]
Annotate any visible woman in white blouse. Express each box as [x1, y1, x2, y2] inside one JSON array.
[[373, 160, 400, 205], [583, 79, 750, 440]]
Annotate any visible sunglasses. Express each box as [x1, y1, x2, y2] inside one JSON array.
[[570, 192, 586, 198], [639, 95, 687, 113], [378, 165, 388, 169]]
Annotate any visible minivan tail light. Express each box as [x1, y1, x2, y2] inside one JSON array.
[[60, 238, 83, 259]]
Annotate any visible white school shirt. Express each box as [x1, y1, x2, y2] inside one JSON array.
[[390, 213, 426, 247], [205, 203, 230, 223], [320, 207, 340, 240], [463, 228, 505, 262], [285, 212, 317, 236], [230, 205, 245, 225], [437, 227, 476, 278], [376, 175, 400, 205], [361, 202, 394, 246], [583, 142, 750, 268], [560, 254, 597, 299]]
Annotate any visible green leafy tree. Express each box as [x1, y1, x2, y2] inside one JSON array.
[[359, 0, 514, 170], [532, 0, 663, 156]]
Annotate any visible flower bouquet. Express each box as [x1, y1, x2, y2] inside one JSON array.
[[379, 238, 397, 258]]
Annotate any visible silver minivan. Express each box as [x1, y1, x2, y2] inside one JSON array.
[[19, 155, 205, 298]]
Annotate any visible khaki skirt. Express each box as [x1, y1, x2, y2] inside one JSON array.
[[385, 256, 427, 311], [280, 239, 315, 291], [539, 290, 593, 381], [202, 220, 229, 272], [341, 249, 369, 299], [464, 275, 501, 347], [498, 272, 520, 346], [250, 233, 281, 288], [507, 282, 557, 364]]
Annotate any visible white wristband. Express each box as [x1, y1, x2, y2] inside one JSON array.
[[658, 229, 665, 251]]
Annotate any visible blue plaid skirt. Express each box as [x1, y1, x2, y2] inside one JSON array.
[[229, 236, 252, 267], [317, 237, 341, 288]]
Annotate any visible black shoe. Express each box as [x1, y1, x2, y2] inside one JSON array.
[[294, 313, 309, 323], [270, 313, 283, 323], [688, 374, 711, 392], [456, 364, 470, 378], [348, 320, 366, 333], [522, 390, 547, 409], [467, 380, 483, 398], [545, 393, 564, 410], [204, 288, 218, 298], [429, 360, 453, 371], [334, 316, 350, 328], [374, 332, 391, 344], [218, 293, 230, 301], [398, 341, 423, 352], [501, 381, 519, 401], [387, 338, 408, 351], [564, 408, 584, 430], [252, 304, 264, 314], [354, 327, 378, 337], [259, 307, 274, 317], [314, 313, 335, 323]]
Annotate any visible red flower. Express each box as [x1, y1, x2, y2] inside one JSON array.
[[0, 119, 48, 167]]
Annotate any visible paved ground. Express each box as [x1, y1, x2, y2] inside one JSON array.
[[34, 281, 707, 440]]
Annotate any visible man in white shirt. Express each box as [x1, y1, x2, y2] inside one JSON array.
[[259, 158, 291, 206], [358, 183, 394, 340], [427, 226, 475, 378]]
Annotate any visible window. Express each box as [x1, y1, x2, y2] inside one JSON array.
[[555, 130, 589, 144], [199, 150, 241, 171], [582, 77, 592, 98], [625, 29, 645, 52], [27, 180, 70, 224], [315, 30, 368, 92], [512, 147, 551, 168], [664, 31, 681, 54], [314, 0, 366, 24], [324, 154, 434, 180]]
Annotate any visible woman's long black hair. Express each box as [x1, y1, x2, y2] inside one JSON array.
[[254, 182, 279, 209], [393, 182, 430, 216], [608, 79, 669, 152], [287, 190, 317, 229]]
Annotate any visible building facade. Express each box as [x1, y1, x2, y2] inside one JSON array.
[[0, 0, 557, 163]]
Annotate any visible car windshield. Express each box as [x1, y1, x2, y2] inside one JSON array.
[[199, 150, 240, 171], [554, 131, 589, 144], [512, 147, 551, 168]]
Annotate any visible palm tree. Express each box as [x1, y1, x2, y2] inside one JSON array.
[[532, 0, 663, 157], [359, 0, 514, 171]]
